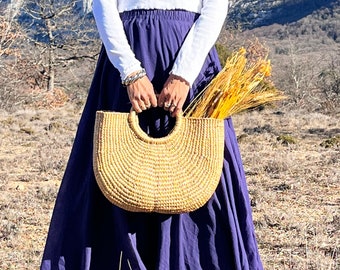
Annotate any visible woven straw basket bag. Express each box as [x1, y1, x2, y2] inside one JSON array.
[[93, 110, 225, 214]]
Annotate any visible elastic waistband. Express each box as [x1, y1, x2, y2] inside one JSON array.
[[120, 9, 199, 21]]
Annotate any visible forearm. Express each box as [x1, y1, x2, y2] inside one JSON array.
[[170, 0, 229, 86], [92, 0, 142, 80]]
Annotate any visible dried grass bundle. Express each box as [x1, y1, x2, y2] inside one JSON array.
[[184, 47, 286, 119]]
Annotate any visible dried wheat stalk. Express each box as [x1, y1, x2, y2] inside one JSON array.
[[184, 47, 286, 119]]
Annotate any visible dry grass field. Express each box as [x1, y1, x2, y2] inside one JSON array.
[[0, 98, 338, 269], [235, 109, 339, 270], [0, 1, 339, 268]]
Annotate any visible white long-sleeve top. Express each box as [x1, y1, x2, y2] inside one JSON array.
[[92, 0, 229, 86]]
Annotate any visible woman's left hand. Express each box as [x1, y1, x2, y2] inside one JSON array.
[[158, 74, 190, 117]]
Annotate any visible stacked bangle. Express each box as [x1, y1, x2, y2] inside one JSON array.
[[122, 68, 147, 87]]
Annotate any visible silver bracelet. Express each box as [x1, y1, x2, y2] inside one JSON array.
[[122, 68, 147, 87]]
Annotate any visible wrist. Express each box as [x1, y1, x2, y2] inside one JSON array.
[[122, 68, 147, 87], [169, 73, 190, 87]]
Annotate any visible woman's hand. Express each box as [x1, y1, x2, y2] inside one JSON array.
[[158, 74, 190, 117], [126, 75, 158, 113]]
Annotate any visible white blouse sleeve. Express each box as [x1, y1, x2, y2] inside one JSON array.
[[170, 0, 229, 86], [92, 0, 142, 80], [92, 0, 229, 85]]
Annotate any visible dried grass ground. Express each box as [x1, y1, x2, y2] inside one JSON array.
[[0, 102, 339, 269]]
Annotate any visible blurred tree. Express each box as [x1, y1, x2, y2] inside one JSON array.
[[318, 58, 340, 112], [0, 9, 26, 110], [21, 0, 99, 91]]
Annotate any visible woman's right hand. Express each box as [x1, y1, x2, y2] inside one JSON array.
[[126, 75, 158, 113]]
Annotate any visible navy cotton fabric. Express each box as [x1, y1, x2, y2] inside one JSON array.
[[41, 10, 263, 270]]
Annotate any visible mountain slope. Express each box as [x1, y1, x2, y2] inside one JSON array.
[[227, 0, 339, 30]]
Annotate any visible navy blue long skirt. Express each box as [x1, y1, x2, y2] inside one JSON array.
[[41, 10, 263, 270]]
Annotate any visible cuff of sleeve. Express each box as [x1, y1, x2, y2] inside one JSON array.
[[120, 62, 143, 81]]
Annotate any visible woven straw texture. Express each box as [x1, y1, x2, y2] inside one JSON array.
[[93, 111, 225, 214]]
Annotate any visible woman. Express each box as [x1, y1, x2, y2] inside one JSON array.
[[41, 0, 263, 269]]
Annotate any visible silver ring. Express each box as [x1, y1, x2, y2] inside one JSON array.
[[164, 102, 171, 108], [170, 103, 177, 107]]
